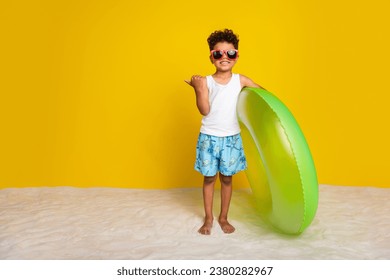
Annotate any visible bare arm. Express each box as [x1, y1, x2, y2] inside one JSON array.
[[185, 75, 210, 116], [240, 74, 265, 90]]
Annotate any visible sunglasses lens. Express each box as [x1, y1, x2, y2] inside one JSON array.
[[212, 51, 223, 59], [227, 50, 238, 59]]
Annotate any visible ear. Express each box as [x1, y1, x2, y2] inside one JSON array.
[[209, 55, 213, 64]]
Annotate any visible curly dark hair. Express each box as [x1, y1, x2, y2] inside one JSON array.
[[207, 29, 239, 50]]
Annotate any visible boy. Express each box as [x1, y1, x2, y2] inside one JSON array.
[[185, 29, 263, 235]]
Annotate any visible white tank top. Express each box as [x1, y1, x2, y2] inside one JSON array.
[[200, 73, 242, 137]]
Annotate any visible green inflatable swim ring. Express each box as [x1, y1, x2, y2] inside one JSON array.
[[237, 87, 318, 234]]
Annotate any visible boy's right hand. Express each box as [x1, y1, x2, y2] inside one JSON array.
[[185, 75, 210, 115], [184, 75, 206, 89]]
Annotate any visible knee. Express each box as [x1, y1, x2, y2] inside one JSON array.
[[219, 174, 232, 186], [204, 175, 217, 185]]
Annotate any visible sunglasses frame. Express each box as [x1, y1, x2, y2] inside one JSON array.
[[210, 49, 239, 60]]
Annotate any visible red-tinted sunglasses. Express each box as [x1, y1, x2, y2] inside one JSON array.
[[210, 49, 239, 60]]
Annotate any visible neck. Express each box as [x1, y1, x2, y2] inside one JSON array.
[[213, 71, 233, 79]]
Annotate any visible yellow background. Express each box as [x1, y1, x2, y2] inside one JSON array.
[[1, 0, 389, 189]]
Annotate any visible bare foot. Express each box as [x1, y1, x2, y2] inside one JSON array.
[[198, 218, 213, 235], [218, 218, 235, 234]]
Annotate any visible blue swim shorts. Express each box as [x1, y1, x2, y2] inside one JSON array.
[[195, 133, 247, 177]]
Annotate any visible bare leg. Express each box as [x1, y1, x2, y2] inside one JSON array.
[[198, 175, 217, 235], [218, 173, 235, 234]]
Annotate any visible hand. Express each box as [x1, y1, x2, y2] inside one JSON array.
[[184, 75, 206, 89], [185, 75, 209, 115]]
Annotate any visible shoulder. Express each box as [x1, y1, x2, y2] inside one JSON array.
[[238, 74, 261, 88]]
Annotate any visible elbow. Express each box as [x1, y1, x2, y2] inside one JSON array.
[[197, 103, 210, 116], [199, 107, 210, 116]]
